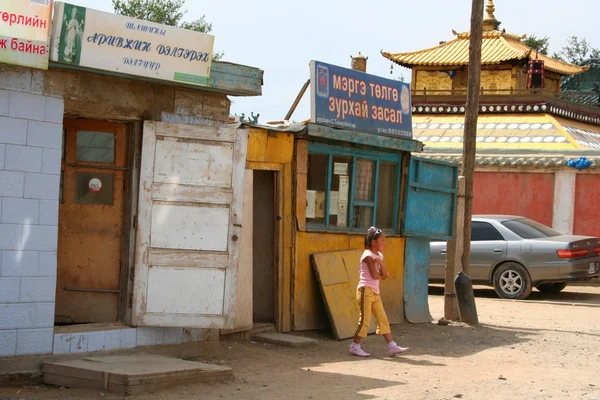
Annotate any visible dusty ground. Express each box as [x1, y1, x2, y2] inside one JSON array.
[[2, 284, 600, 400]]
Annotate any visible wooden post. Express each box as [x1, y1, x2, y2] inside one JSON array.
[[461, 0, 484, 275], [452, 0, 483, 326], [444, 177, 465, 321]]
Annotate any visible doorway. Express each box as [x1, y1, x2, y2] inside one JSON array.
[[55, 118, 130, 324], [252, 170, 277, 323]]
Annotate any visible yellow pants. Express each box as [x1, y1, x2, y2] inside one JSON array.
[[355, 286, 391, 338]]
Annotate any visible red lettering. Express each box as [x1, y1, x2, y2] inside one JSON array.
[[0, 39, 6, 49], [329, 97, 335, 112], [392, 88, 399, 102]]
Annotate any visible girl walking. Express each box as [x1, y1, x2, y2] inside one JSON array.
[[349, 226, 409, 357]]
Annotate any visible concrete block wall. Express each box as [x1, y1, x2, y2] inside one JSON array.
[[0, 70, 64, 357]]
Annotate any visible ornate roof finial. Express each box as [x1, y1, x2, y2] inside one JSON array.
[[483, 0, 501, 31]]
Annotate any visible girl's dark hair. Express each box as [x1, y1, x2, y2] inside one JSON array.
[[364, 226, 383, 249]]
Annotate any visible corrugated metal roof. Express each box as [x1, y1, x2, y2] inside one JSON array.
[[382, 31, 588, 76]]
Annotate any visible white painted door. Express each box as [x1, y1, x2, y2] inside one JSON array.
[[131, 121, 248, 329]]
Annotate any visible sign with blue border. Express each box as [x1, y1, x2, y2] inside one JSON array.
[[310, 60, 412, 139]]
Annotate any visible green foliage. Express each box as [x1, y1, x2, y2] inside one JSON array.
[[558, 36, 600, 64], [112, 0, 224, 60], [523, 35, 550, 56]]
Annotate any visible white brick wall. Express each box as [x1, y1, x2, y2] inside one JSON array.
[[0, 81, 63, 357]]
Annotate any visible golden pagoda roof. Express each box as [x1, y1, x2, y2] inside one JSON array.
[[382, 30, 588, 76]]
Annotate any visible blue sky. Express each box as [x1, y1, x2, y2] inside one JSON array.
[[68, 0, 599, 123]]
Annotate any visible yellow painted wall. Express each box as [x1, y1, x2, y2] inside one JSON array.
[[293, 232, 405, 331], [245, 127, 294, 332], [415, 69, 452, 93], [481, 69, 513, 93]]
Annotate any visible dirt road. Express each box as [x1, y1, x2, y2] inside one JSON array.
[[2, 285, 600, 400]]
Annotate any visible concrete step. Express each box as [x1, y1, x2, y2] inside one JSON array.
[[251, 332, 318, 348], [43, 354, 232, 396]]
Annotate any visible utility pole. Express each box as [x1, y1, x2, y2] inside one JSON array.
[[447, 0, 484, 325]]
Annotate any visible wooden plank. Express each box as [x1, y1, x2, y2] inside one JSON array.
[[246, 128, 268, 162], [246, 161, 281, 171], [152, 183, 232, 204], [282, 163, 293, 249], [48, 62, 263, 97], [132, 121, 157, 326], [294, 234, 405, 330], [313, 252, 352, 286], [222, 169, 254, 334], [295, 140, 308, 231], [210, 61, 264, 80], [154, 122, 236, 142], [296, 140, 308, 174], [295, 173, 307, 232], [148, 249, 228, 269], [154, 138, 234, 187], [280, 247, 292, 333], [306, 123, 423, 153], [264, 133, 294, 164], [222, 127, 249, 329], [150, 203, 230, 251]]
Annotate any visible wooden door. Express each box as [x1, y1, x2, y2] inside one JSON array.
[[252, 170, 276, 323], [56, 119, 128, 324], [131, 121, 248, 328]]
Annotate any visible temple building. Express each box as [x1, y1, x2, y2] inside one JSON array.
[[382, 0, 600, 238]]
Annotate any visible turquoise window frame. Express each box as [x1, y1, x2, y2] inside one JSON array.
[[306, 142, 403, 234]]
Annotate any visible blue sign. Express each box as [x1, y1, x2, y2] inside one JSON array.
[[310, 60, 412, 139]]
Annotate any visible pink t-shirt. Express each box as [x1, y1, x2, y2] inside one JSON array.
[[358, 249, 383, 295]]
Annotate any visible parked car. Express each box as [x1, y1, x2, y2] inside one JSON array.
[[429, 215, 600, 300]]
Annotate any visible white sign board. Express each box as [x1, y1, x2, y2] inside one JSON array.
[[0, 0, 53, 69], [50, 2, 215, 86]]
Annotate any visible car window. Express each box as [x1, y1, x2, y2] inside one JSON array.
[[501, 218, 561, 239], [471, 221, 504, 241]]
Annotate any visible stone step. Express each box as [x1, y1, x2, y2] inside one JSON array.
[[251, 332, 318, 348], [43, 354, 232, 396]]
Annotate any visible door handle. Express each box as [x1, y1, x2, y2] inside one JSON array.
[[493, 249, 503, 253], [441, 250, 447, 255]]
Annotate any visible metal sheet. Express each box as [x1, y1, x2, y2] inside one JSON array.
[[403, 237, 433, 324]]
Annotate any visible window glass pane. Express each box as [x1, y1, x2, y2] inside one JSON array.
[[471, 222, 504, 241], [76, 131, 115, 163], [355, 159, 375, 201], [307, 153, 327, 225], [329, 156, 352, 227], [501, 218, 560, 239], [353, 206, 373, 229], [376, 162, 398, 230], [75, 172, 114, 205]]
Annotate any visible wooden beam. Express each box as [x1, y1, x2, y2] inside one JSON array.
[[284, 79, 310, 121], [306, 123, 423, 153], [48, 60, 264, 97]]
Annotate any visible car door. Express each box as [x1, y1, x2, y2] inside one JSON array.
[[429, 241, 448, 280], [469, 221, 507, 281]]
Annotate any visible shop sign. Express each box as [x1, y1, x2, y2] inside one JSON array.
[[50, 2, 215, 86], [310, 60, 412, 139], [0, 0, 53, 70]]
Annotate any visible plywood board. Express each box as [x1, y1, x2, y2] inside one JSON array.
[[311, 250, 376, 340]]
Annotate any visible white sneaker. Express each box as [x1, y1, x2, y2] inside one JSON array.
[[349, 344, 370, 357], [388, 342, 409, 356]]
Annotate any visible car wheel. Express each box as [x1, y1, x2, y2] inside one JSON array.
[[536, 282, 567, 293], [492, 263, 533, 300]]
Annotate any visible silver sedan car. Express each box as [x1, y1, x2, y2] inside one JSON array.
[[429, 215, 600, 300]]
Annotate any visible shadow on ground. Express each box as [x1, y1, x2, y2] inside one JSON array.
[[428, 284, 600, 305]]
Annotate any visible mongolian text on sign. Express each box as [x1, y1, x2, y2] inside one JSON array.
[[310, 60, 413, 139], [0, 0, 53, 70], [50, 2, 215, 86]]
